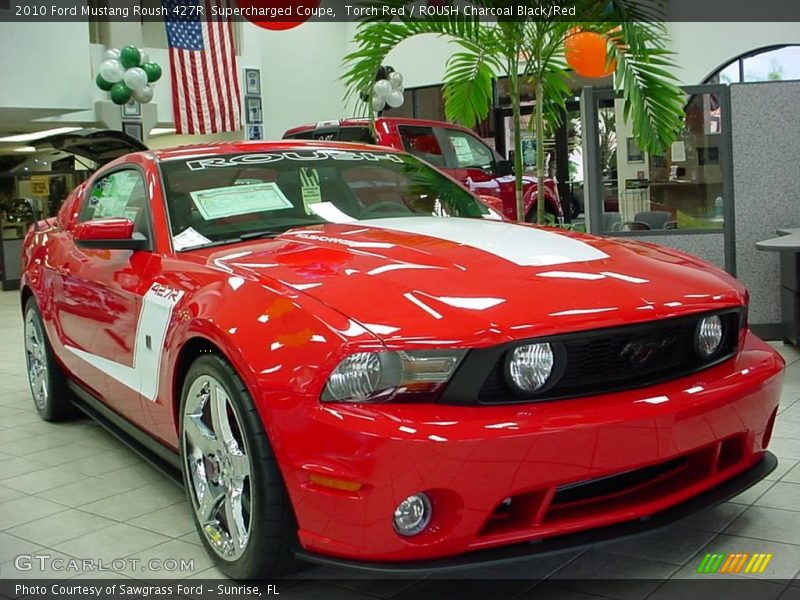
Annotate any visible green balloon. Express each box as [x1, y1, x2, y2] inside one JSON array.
[[119, 45, 141, 69], [110, 82, 133, 105], [95, 73, 113, 91], [142, 62, 162, 83]]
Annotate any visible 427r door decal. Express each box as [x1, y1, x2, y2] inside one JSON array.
[[65, 283, 184, 402]]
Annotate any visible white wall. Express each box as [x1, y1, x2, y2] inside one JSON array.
[[665, 22, 800, 84], [0, 22, 93, 111], [257, 22, 350, 138]]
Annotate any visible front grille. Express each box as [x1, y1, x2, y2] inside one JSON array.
[[476, 309, 740, 404]]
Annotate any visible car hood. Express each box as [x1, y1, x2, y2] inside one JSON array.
[[205, 217, 744, 346]]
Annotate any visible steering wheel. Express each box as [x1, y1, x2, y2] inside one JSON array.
[[360, 201, 411, 217]]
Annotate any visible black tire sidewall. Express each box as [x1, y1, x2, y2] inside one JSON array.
[[178, 354, 299, 580], [23, 298, 73, 421]]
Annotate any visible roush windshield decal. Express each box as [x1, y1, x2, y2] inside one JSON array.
[[186, 150, 404, 171]]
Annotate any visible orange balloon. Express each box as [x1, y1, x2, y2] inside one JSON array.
[[565, 31, 616, 78]]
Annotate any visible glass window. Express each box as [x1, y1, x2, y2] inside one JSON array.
[[441, 129, 495, 171], [704, 45, 800, 84], [398, 126, 446, 167], [159, 150, 491, 250], [595, 92, 726, 233], [80, 170, 151, 237]]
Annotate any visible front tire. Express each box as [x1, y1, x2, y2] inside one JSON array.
[[23, 298, 76, 421], [179, 354, 300, 579]]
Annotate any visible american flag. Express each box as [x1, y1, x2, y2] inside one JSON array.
[[162, 0, 241, 134]]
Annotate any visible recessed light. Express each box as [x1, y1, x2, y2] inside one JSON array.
[[0, 127, 82, 143]]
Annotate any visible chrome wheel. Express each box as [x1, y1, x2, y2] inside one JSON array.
[[183, 375, 252, 561], [24, 307, 48, 410]]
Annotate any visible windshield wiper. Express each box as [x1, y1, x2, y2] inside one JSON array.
[[239, 230, 283, 241], [179, 231, 281, 251]]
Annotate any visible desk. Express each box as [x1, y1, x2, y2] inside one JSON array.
[[757, 228, 800, 345]]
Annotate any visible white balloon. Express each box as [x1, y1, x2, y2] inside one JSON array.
[[389, 71, 404, 90], [373, 79, 392, 101], [123, 67, 149, 92], [104, 48, 121, 61], [372, 95, 386, 113], [132, 84, 154, 104], [138, 49, 150, 65], [99, 59, 125, 83], [386, 90, 405, 108]]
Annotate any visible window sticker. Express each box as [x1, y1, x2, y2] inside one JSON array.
[[450, 136, 475, 164], [190, 182, 293, 220], [123, 207, 140, 222], [299, 167, 321, 214], [96, 195, 130, 218], [173, 226, 212, 251]]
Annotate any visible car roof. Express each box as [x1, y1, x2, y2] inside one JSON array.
[[283, 117, 473, 137], [150, 139, 397, 161]]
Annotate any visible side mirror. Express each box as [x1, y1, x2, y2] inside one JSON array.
[[478, 194, 505, 219], [495, 159, 514, 177], [74, 218, 147, 250]]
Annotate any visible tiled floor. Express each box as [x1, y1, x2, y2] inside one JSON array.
[[1, 289, 799, 599]]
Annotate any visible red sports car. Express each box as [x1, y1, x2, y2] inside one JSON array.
[[22, 130, 783, 579]]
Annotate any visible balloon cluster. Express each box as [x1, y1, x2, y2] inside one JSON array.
[[365, 65, 404, 113], [96, 46, 163, 105]]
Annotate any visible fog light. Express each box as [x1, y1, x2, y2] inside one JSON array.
[[507, 343, 554, 392], [696, 315, 723, 358], [393, 493, 432, 536]]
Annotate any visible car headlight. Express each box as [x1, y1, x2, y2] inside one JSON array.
[[506, 343, 555, 393], [322, 349, 467, 403], [696, 315, 724, 358]]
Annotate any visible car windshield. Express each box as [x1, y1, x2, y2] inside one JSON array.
[[159, 149, 495, 251]]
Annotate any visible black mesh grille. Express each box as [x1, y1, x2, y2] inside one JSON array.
[[477, 310, 741, 404]]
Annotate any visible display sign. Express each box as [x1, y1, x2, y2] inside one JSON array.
[[30, 176, 50, 196]]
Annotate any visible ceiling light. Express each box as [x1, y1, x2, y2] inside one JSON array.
[[150, 128, 176, 136], [0, 127, 82, 143], [14, 146, 37, 153]]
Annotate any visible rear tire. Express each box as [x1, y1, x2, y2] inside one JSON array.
[[179, 354, 301, 579], [23, 298, 77, 421]]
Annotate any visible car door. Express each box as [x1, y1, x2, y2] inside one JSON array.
[[438, 127, 501, 189], [52, 166, 157, 426]]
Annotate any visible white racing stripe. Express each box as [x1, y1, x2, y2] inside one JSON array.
[[361, 217, 609, 267], [66, 283, 184, 402]]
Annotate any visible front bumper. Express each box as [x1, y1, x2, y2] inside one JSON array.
[[265, 331, 784, 565], [294, 451, 777, 573]]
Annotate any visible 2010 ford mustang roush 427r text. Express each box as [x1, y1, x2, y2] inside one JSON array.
[[21, 130, 784, 579]]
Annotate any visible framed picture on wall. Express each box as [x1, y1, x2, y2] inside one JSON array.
[[626, 137, 644, 163], [122, 122, 143, 143], [244, 68, 261, 95], [247, 125, 264, 141], [245, 96, 263, 124], [122, 100, 141, 118]]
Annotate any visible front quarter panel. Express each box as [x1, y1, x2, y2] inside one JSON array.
[[147, 254, 384, 450]]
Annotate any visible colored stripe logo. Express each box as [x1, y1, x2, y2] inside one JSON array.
[[696, 552, 773, 574]]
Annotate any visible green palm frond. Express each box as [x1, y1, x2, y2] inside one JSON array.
[[442, 35, 503, 127]]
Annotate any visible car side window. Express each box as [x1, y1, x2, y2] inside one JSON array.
[[442, 129, 496, 172], [79, 169, 151, 239], [398, 126, 446, 168]]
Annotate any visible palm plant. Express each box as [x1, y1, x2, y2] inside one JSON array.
[[342, 0, 686, 224]]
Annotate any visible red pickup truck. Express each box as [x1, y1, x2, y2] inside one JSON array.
[[283, 117, 563, 222]]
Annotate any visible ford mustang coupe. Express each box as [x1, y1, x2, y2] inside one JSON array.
[[22, 130, 783, 579]]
